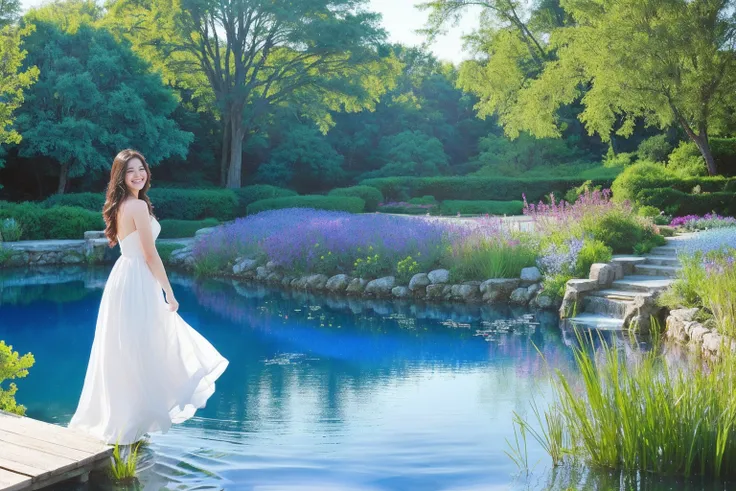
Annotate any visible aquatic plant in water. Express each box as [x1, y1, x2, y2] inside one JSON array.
[[110, 441, 142, 483]]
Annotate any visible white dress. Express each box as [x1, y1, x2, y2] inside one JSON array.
[[69, 217, 228, 445]]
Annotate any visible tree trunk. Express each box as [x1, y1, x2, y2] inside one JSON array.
[[226, 116, 245, 189], [57, 161, 70, 194], [691, 132, 717, 176], [219, 119, 231, 187]]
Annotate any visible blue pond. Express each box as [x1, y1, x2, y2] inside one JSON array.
[[0, 266, 719, 491]]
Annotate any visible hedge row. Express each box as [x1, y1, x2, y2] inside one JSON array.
[[636, 189, 736, 217], [247, 196, 365, 215], [439, 200, 524, 216], [328, 186, 384, 212], [0, 202, 104, 240], [360, 176, 615, 202], [158, 218, 219, 239]]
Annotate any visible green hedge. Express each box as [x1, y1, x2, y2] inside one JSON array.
[[328, 186, 384, 212], [233, 185, 297, 216], [0, 202, 104, 240], [247, 196, 365, 215], [147, 189, 238, 221], [439, 200, 524, 216], [611, 162, 736, 203], [43, 192, 104, 211], [637, 188, 736, 216], [360, 176, 615, 202], [158, 218, 219, 239]]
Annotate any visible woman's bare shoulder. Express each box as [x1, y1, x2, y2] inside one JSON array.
[[120, 198, 148, 219]]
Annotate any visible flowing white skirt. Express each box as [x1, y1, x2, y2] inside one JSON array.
[[68, 256, 228, 445]]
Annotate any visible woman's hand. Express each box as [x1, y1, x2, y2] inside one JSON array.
[[165, 291, 179, 312]]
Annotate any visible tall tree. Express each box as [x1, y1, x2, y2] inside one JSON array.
[[108, 0, 398, 188], [15, 20, 192, 193]]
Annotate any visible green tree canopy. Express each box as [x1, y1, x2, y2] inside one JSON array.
[[14, 19, 192, 193], [361, 130, 450, 178]]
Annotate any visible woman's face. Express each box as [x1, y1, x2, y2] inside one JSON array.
[[124, 158, 147, 195]]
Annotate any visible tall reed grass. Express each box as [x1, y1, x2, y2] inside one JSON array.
[[516, 331, 736, 478], [110, 441, 142, 483]]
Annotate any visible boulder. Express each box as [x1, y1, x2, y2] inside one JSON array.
[[689, 324, 710, 343], [266, 272, 281, 283], [589, 263, 615, 288], [527, 283, 541, 297], [346, 278, 368, 295], [409, 273, 431, 291], [256, 266, 269, 280], [326, 274, 350, 292], [520, 267, 542, 285], [281, 276, 295, 288], [450, 284, 479, 302], [194, 227, 216, 237], [392, 286, 411, 299], [292, 276, 310, 289], [233, 258, 258, 274], [610, 262, 625, 281], [425, 284, 446, 300], [623, 294, 663, 333], [306, 274, 329, 290], [509, 287, 532, 305], [365, 276, 396, 296], [428, 269, 450, 284], [703, 332, 724, 355], [480, 278, 519, 303], [265, 261, 278, 271], [670, 308, 699, 323], [566, 279, 598, 294], [559, 291, 580, 319], [534, 294, 555, 310]]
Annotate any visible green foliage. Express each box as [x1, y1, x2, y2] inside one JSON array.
[[43, 192, 104, 211], [110, 441, 141, 483], [362, 131, 450, 179], [148, 189, 238, 221], [0, 340, 34, 415], [0, 201, 103, 239], [396, 255, 421, 284], [0, 218, 22, 241], [353, 252, 392, 279], [584, 211, 655, 255], [668, 141, 707, 177], [450, 237, 538, 280], [575, 239, 612, 278], [542, 274, 571, 302], [158, 218, 218, 238], [637, 135, 672, 163], [328, 186, 384, 212], [637, 188, 736, 217], [439, 200, 523, 216], [526, 332, 736, 478], [563, 180, 601, 205], [362, 176, 615, 203], [156, 242, 184, 263], [232, 185, 297, 216], [15, 20, 192, 193], [247, 196, 365, 215]]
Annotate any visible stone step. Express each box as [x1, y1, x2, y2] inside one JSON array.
[[649, 246, 679, 256], [634, 264, 681, 278], [611, 256, 647, 275], [590, 289, 651, 301], [564, 314, 625, 331], [583, 296, 630, 318], [643, 256, 680, 267], [83, 230, 106, 240], [611, 275, 673, 294]]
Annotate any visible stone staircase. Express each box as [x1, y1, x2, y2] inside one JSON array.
[[564, 239, 682, 331]]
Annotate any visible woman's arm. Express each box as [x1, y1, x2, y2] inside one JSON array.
[[128, 200, 179, 312]]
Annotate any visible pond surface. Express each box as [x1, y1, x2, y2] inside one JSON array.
[[0, 266, 728, 491]]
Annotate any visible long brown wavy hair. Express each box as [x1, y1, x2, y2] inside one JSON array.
[[103, 149, 154, 246]]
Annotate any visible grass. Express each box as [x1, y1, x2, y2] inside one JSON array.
[[110, 441, 142, 483], [449, 237, 538, 280], [516, 330, 736, 478], [157, 243, 187, 263]]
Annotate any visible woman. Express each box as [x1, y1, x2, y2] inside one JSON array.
[[69, 149, 228, 445]]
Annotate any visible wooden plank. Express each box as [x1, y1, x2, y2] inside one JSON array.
[[0, 444, 75, 474], [0, 430, 92, 461], [0, 456, 43, 479], [0, 468, 30, 491], [0, 413, 108, 454]]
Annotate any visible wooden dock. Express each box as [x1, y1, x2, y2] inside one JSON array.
[[0, 411, 112, 491]]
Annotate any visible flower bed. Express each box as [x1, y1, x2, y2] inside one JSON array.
[[669, 213, 736, 231]]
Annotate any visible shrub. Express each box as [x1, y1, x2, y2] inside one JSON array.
[[43, 192, 105, 211], [563, 180, 602, 204], [328, 186, 384, 212], [148, 188, 238, 221], [0, 218, 22, 242], [0, 341, 35, 416], [637, 134, 672, 162], [408, 195, 438, 206], [575, 239, 613, 277], [156, 243, 186, 263], [0, 202, 103, 240], [361, 176, 615, 203], [638, 188, 736, 217], [668, 140, 707, 177], [450, 235, 538, 280], [439, 200, 524, 216], [158, 218, 219, 238], [232, 185, 297, 216], [247, 196, 365, 215], [377, 202, 437, 215]]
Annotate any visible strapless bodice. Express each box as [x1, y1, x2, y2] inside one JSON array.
[[118, 217, 160, 258]]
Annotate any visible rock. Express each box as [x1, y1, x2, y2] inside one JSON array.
[[535, 294, 555, 310], [703, 332, 724, 354], [527, 283, 541, 297], [450, 284, 479, 302], [281, 276, 295, 288], [266, 272, 281, 283], [84, 230, 106, 240], [509, 287, 532, 305], [610, 262, 625, 281], [480, 278, 519, 303], [409, 273, 431, 291], [292, 276, 310, 289], [589, 263, 615, 288], [346, 278, 368, 295], [623, 294, 663, 333], [520, 267, 542, 285], [670, 308, 699, 323], [306, 274, 329, 290], [233, 258, 258, 274], [566, 279, 598, 294], [326, 274, 350, 292], [425, 284, 447, 300], [365, 276, 396, 296], [194, 227, 216, 237], [256, 266, 269, 280], [666, 314, 693, 343], [689, 324, 710, 343], [392, 286, 411, 298], [428, 269, 450, 284], [559, 291, 581, 319], [265, 261, 278, 271]]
